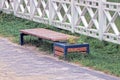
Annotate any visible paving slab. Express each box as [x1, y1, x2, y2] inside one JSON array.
[[0, 37, 120, 80]]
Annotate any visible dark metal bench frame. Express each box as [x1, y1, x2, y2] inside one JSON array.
[[20, 33, 28, 45], [54, 42, 90, 59]]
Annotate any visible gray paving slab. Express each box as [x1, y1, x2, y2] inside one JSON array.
[[0, 37, 120, 80]]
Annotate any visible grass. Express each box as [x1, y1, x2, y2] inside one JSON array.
[[108, 0, 120, 2], [0, 12, 120, 77], [67, 36, 120, 76]]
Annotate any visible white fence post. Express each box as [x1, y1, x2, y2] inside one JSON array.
[[0, 0, 4, 10], [14, 0, 19, 15], [71, 0, 77, 33], [49, 0, 53, 25], [0, 0, 2, 10], [30, 0, 35, 20], [99, 0, 106, 40]]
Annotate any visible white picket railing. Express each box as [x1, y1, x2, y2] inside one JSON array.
[[0, 0, 120, 44]]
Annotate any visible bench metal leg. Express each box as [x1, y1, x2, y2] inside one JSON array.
[[20, 33, 24, 45], [64, 47, 67, 60], [86, 44, 90, 54]]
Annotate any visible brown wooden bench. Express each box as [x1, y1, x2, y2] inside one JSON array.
[[20, 28, 75, 45]]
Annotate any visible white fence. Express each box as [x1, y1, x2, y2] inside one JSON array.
[[0, 0, 120, 44]]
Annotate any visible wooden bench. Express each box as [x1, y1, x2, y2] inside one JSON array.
[[20, 28, 90, 59], [54, 42, 89, 59], [20, 28, 75, 45]]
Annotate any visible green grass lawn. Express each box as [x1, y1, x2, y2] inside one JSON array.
[[0, 12, 120, 77], [108, 0, 120, 2]]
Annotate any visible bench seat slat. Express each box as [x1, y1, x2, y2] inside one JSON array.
[[20, 28, 75, 41]]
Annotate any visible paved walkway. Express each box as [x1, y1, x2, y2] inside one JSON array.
[[0, 37, 119, 80]]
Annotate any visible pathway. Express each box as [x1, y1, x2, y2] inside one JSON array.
[[0, 37, 119, 80]]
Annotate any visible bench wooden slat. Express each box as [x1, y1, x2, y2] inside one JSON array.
[[20, 28, 76, 42]]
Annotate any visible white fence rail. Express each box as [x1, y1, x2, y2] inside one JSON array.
[[0, 0, 120, 44]]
